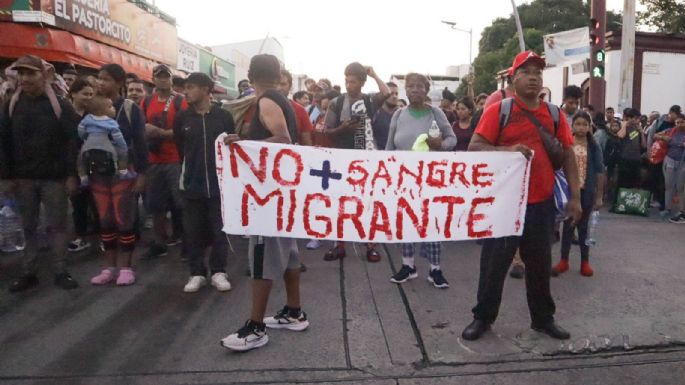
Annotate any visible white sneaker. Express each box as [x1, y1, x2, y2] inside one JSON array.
[[306, 239, 322, 250], [183, 276, 207, 293], [68, 238, 91, 253], [220, 321, 269, 352], [210, 272, 232, 292], [264, 305, 310, 331]]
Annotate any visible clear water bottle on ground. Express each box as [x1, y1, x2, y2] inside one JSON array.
[[428, 120, 441, 138], [585, 211, 600, 246], [0, 197, 25, 253]]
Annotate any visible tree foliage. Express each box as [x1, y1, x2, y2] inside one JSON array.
[[471, 0, 622, 95], [638, 0, 685, 34]]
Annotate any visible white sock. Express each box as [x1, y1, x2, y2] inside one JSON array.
[[402, 257, 415, 268], [430, 264, 440, 271]]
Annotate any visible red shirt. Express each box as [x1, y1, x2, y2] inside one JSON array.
[[290, 100, 314, 142], [483, 88, 514, 110], [475, 96, 573, 204], [141, 94, 188, 164]]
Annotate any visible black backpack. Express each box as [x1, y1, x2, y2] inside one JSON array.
[[82, 149, 116, 177]]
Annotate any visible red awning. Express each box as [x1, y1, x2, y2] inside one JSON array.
[[0, 22, 156, 82]]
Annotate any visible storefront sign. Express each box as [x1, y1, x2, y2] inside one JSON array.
[[199, 49, 236, 94], [30, 0, 177, 64], [177, 39, 199, 73]]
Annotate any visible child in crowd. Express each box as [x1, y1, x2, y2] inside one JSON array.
[[78, 95, 129, 184], [553, 111, 606, 277]]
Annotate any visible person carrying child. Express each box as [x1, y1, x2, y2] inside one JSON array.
[[78, 95, 130, 184]]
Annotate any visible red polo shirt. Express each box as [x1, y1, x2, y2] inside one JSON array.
[[475, 96, 573, 204], [141, 94, 188, 164]]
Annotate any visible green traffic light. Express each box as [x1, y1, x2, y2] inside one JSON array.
[[595, 50, 605, 62], [592, 66, 605, 78]]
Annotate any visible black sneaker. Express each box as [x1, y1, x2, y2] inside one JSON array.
[[141, 243, 168, 260], [220, 320, 269, 352], [390, 265, 418, 284], [8, 275, 39, 293], [54, 272, 79, 290], [428, 269, 449, 289], [669, 212, 685, 224], [264, 305, 310, 331]]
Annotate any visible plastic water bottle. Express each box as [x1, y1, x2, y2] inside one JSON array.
[[585, 211, 600, 246], [0, 197, 25, 253], [428, 120, 441, 138]]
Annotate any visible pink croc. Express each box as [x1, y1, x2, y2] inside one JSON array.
[[90, 268, 115, 285], [116, 268, 136, 286]]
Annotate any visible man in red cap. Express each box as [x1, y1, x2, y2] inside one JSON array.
[[463, 51, 582, 341]]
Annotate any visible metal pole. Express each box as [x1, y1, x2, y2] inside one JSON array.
[[468, 28, 473, 70], [589, 0, 606, 111], [511, 0, 526, 52], [618, 0, 636, 112], [468, 28, 474, 97]]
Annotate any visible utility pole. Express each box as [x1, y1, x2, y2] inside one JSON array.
[[589, 0, 606, 111], [441, 21, 474, 96], [618, 0, 636, 112], [511, 0, 526, 52]]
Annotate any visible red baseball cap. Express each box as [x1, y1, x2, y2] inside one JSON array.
[[509, 51, 545, 76]]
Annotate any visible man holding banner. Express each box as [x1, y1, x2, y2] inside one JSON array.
[[462, 51, 582, 341], [220, 55, 308, 352]]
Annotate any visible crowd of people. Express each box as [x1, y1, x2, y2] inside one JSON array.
[[0, 50, 683, 352]]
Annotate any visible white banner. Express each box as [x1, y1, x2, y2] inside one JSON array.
[[216, 140, 531, 243], [543, 27, 590, 66]]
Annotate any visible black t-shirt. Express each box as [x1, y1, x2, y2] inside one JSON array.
[[248, 89, 297, 143]]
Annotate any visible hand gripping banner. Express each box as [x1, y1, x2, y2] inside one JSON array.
[[216, 139, 531, 243]]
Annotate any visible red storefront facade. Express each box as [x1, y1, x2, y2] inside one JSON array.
[[1, 0, 177, 81]]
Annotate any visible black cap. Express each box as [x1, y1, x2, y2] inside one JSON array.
[[153, 64, 172, 77], [185, 72, 214, 89], [172, 75, 186, 87]]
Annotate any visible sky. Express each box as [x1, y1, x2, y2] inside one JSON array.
[[155, 0, 631, 86]]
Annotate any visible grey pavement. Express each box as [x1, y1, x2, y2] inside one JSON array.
[[0, 209, 684, 384]]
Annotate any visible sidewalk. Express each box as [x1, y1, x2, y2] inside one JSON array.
[[0, 211, 684, 384]]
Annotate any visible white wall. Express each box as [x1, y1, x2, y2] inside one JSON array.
[[542, 65, 589, 107], [640, 52, 685, 114], [543, 66, 565, 106], [604, 50, 622, 111], [211, 37, 286, 85]]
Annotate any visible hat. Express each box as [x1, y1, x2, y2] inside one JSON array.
[[10, 55, 43, 72], [509, 51, 545, 76], [152, 64, 172, 77], [185, 72, 214, 89]]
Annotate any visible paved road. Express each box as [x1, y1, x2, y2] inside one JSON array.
[[1, 210, 684, 384]]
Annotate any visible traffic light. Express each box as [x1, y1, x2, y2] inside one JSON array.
[[589, 18, 605, 78], [589, 18, 601, 46]]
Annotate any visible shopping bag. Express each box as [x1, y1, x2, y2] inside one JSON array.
[[612, 188, 652, 216]]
